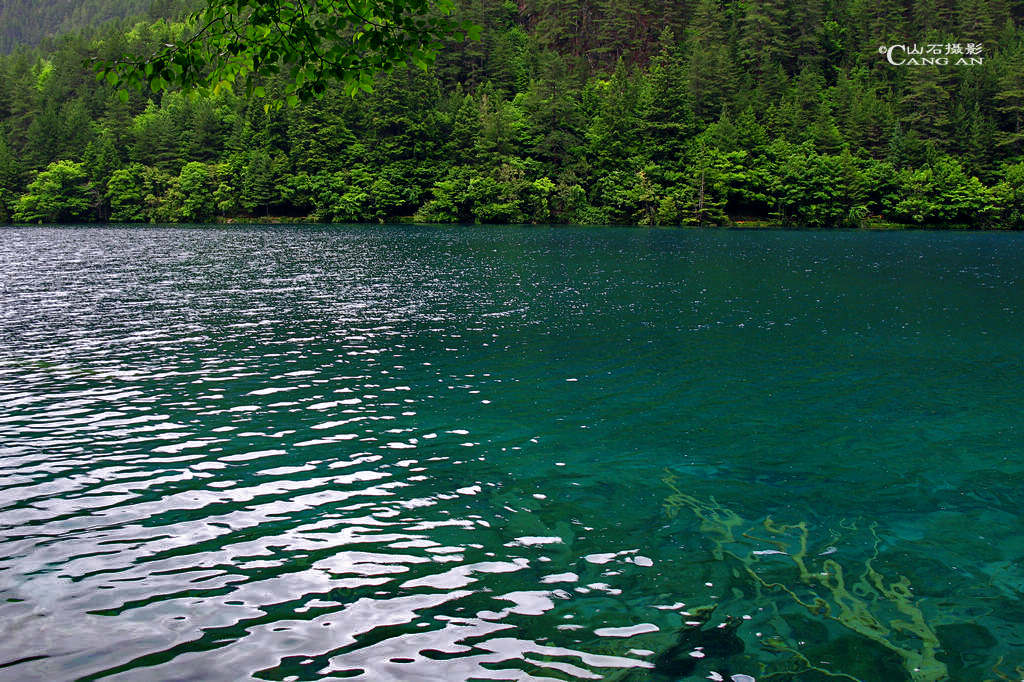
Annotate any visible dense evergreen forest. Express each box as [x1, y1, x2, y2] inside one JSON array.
[[2, 0, 1024, 227], [0, 0, 195, 54]]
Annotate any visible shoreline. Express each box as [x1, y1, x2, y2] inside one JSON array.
[[2, 220, 1020, 231]]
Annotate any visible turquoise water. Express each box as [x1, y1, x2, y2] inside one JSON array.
[[0, 225, 1022, 681]]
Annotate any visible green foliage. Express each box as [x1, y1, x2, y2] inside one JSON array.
[[0, 0, 1021, 228], [0, 0, 192, 54], [888, 156, 998, 225], [13, 160, 94, 222], [106, 163, 148, 221], [168, 161, 217, 221], [416, 165, 524, 223], [993, 162, 1024, 227], [0, 132, 22, 194], [97, 0, 481, 102]]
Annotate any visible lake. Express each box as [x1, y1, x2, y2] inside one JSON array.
[[1, 225, 1022, 681]]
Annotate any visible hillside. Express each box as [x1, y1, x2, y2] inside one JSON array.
[[0, 0, 1023, 227], [0, 0, 192, 53]]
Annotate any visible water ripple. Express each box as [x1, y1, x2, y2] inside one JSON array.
[[2, 226, 1024, 680]]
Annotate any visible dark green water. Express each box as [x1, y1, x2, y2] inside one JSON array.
[[1, 226, 1022, 681]]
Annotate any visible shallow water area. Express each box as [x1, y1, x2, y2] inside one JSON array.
[[1, 225, 1022, 681]]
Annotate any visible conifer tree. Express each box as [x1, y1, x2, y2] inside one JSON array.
[[639, 28, 696, 165], [737, 0, 790, 93], [899, 66, 953, 146], [687, 0, 736, 123], [995, 42, 1024, 158]]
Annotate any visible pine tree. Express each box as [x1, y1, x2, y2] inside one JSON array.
[[913, 0, 955, 34], [788, 0, 826, 71], [958, 0, 998, 45], [733, 106, 768, 153], [899, 66, 953, 147], [82, 130, 120, 219], [25, 104, 63, 169], [995, 42, 1024, 159], [848, 84, 893, 157], [639, 28, 696, 165], [0, 130, 20, 221], [242, 149, 276, 216], [687, 0, 737, 123], [965, 108, 998, 177], [586, 58, 641, 173], [446, 89, 483, 166], [288, 96, 355, 175], [809, 102, 844, 154], [0, 130, 22, 191], [129, 101, 183, 171], [868, 2, 909, 43], [523, 52, 584, 166], [737, 0, 790, 93], [60, 98, 96, 160]]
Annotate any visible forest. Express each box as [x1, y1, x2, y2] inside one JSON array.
[[0, 0, 194, 54], [1, 0, 1023, 227]]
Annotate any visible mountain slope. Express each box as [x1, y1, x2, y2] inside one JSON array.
[[0, 0, 191, 53]]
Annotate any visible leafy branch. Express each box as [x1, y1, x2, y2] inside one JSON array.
[[94, 0, 481, 104]]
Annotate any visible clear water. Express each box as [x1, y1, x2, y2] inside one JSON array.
[[1, 225, 1022, 682]]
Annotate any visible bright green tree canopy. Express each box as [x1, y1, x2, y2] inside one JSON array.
[[98, 0, 480, 101]]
